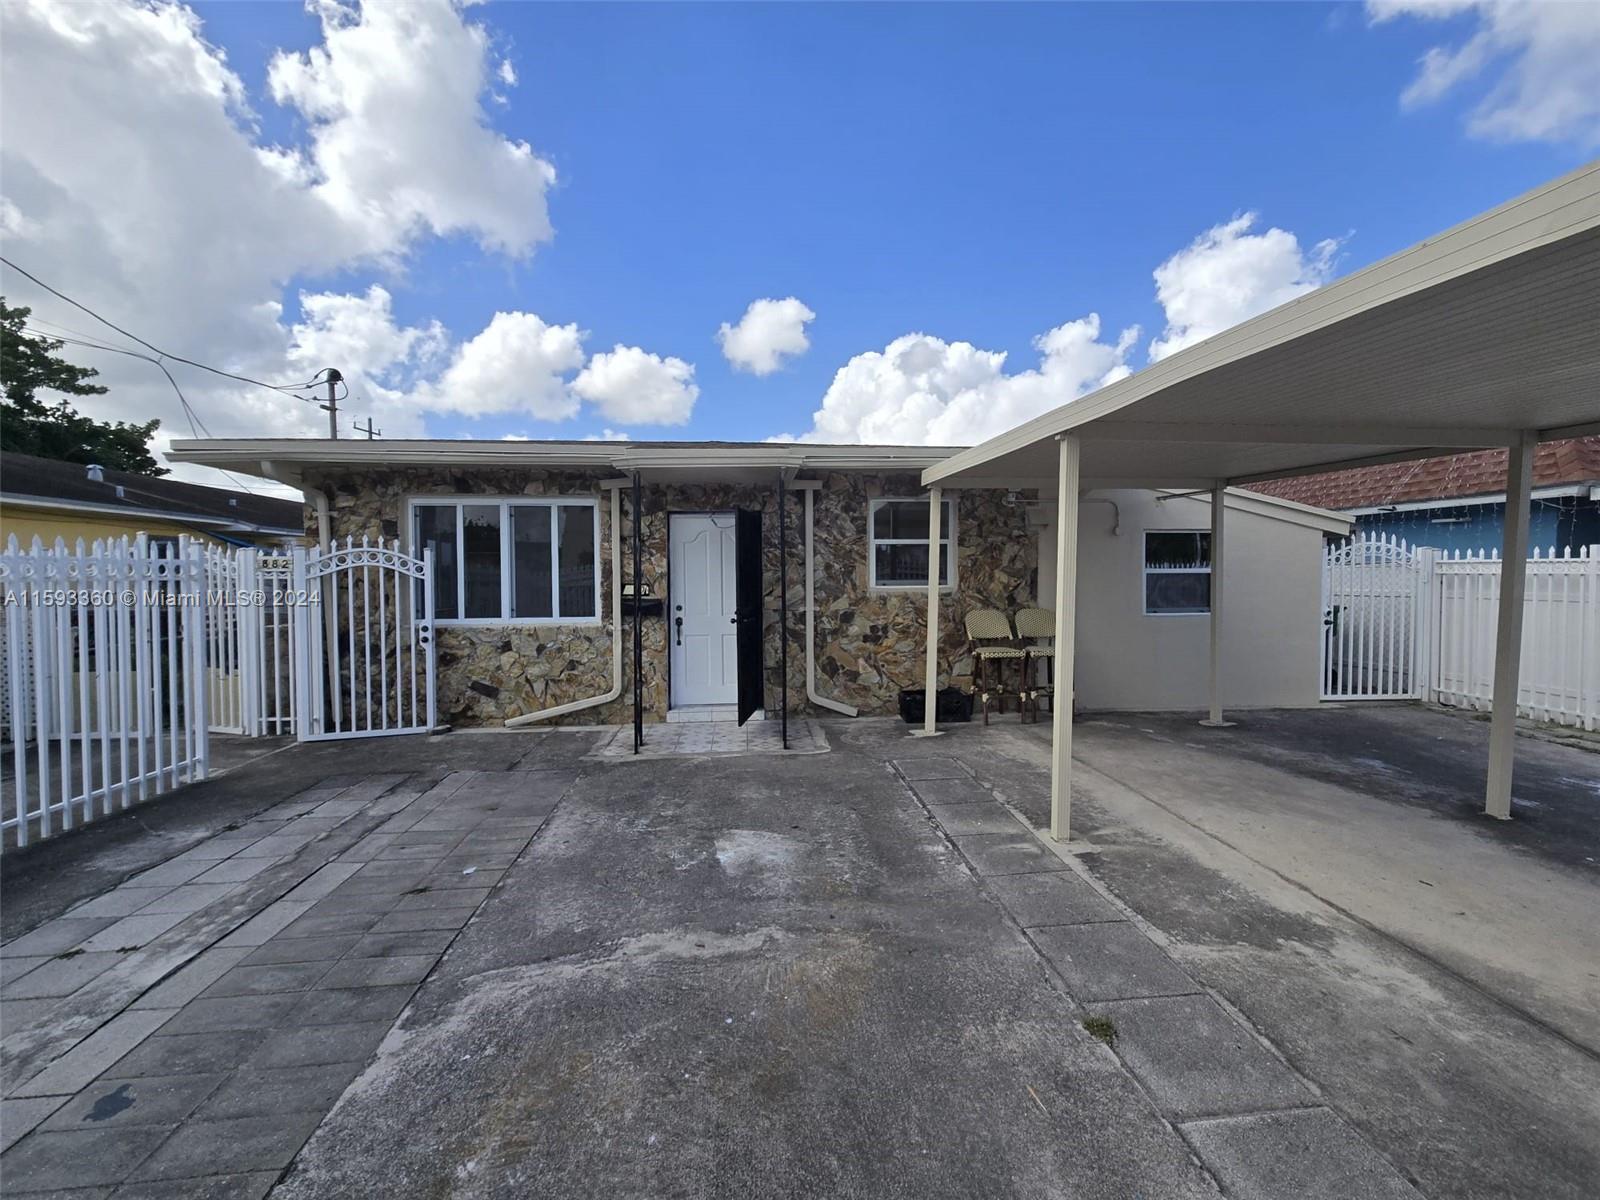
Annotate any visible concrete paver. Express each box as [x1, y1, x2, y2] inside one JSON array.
[[923, 800, 1018, 835], [950, 830, 1069, 876], [1031, 922, 1203, 1002], [987, 869, 1122, 928], [8, 1009, 177, 1098], [1180, 1108, 1423, 1199], [1089, 995, 1316, 1119], [39, 1072, 226, 1133], [1, 952, 120, 1000], [127, 1112, 324, 1181], [0, 1124, 174, 1190]]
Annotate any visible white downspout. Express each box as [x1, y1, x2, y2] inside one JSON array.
[[505, 483, 626, 727], [805, 486, 858, 717]]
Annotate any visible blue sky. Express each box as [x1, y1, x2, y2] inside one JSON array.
[[3, 0, 1595, 467]]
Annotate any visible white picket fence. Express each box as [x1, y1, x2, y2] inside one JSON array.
[[2, 534, 436, 848], [200, 546, 298, 738], [1322, 535, 1600, 731], [1, 535, 209, 847], [1432, 545, 1600, 731]]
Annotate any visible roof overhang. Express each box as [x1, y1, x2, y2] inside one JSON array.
[[925, 161, 1600, 491], [1195, 487, 1354, 535], [0, 492, 301, 537], [166, 439, 962, 486]]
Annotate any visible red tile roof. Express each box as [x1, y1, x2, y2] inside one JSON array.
[[1247, 437, 1600, 511]]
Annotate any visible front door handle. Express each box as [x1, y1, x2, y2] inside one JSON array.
[[675, 615, 683, 646]]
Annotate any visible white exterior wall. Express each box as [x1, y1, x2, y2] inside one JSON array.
[[1038, 489, 1328, 711]]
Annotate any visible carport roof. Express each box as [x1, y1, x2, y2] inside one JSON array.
[[924, 161, 1600, 492]]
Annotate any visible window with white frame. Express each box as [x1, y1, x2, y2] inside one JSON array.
[[1143, 530, 1211, 615], [870, 498, 954, 589], [411, 498, 600, 623]]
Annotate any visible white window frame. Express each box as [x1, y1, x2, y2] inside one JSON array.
[[407, 496, 602, 626], [869, 497, 957, 591], [1142, 529, 1211, 617]]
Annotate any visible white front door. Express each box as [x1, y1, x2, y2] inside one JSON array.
[[669, 513, 739, 707]]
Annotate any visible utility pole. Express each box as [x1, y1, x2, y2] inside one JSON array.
[[354, 417, 380, 440], [321, 368, 343, 439]]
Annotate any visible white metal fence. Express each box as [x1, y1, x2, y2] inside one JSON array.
[[294, 538, 436, 741], [200, 547, 297, 738], [1433, 545, 1599, 731], [1, 536, 209, 847], [2, 534, 436, 847], [1321, 535, 1432, 700], [1322, 535, 1600, 731]]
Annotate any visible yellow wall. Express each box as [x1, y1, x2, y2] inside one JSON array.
[[0, 506, 293, 551]]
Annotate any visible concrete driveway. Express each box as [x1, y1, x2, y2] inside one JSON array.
[[0, 707, 1593, 1198], [949, 705, 1600, 1200]]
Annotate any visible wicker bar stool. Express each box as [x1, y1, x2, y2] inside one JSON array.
[[964, 608, 1027, 725], [1014, 607, 1055, 723]]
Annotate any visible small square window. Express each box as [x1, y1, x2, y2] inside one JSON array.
[[870, 498, 954, 588], [1144, 531, 1211, 615]]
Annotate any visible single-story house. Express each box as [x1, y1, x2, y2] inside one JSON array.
[[0, 451, 303, 550], [1247, 436, 1600, 554], [165, 438, 1348, 729]]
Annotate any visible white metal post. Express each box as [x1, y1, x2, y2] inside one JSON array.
[[916, 486, 944, 737], [1050, 436, 1081, 842], [1485, 432, 1535, 820], [1201, 482, 1234, 728], [421, 545, 438, 732], [186, 541, 210, 781], [291, 545, 313, 741]]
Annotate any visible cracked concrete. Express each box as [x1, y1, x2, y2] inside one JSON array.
[[1, 706, 1593, 1197]]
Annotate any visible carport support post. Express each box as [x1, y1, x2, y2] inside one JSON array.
[[1485, 431, 1535, 819], [1200, 482, 1234, 728], [1050, 435, 1080, 842], [915, 485, 944, 738]]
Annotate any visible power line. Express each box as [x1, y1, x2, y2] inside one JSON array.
[[15, 324, 275, 496], [1, 255, 331, 395], [18, 321, 351, 433]]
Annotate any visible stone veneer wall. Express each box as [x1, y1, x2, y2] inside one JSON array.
[[304, 467, 1036, 727]]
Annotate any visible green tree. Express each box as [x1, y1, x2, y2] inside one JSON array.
[[0, 298, 166, 476]]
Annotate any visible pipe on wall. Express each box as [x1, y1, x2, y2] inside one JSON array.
[[503, 483, 625, 727], [259, 461, 330, 550], [804, 486, 858, 717], [1081, 496, 1120, 535]]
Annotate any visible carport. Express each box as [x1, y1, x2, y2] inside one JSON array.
[[916, 161, 1600, 839]]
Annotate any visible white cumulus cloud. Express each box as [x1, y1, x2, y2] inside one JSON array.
[[266, 0, 555, 259], [0, 0, 665, 489], [1148, 213, 1340, 362], [794, 315, 1138, 447], [1369, 0, 1600, 147], [572, 346, 699, 426], [419, 312, 586, 419], [717, 296, 816, 375]]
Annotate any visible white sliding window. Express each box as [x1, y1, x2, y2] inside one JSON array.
[[411, 498, 600, 625]]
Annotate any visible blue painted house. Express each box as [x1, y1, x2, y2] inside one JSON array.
[[1249, 437, 1600, 554]]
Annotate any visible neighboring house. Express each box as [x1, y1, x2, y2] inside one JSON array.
[[1248, 437, 1600, 553], [168, 439, 1350, 727], [0, 452, 303, 550]]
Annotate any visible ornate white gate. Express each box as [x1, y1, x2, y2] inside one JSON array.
[[1321, 533, 1433, 701], [292, 539, 436, 741]]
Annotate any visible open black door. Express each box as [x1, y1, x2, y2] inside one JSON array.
[[735, 508, 763, 726]]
